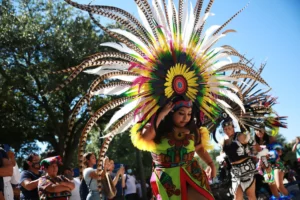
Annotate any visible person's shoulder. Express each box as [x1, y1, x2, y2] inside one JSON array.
[[21, 170, 31, 177], [83, 167, 94, 178], [73, 177, 81, 183]]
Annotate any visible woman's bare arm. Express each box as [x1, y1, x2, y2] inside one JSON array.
[[142, 102, 174, 141]]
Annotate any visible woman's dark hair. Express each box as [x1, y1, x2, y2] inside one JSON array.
[[153, 96, 201, 144], [255, 130, 270, 145], [45, 150, 58, 157], [23, 153, 39, 170], [83, 152, 94, 167]]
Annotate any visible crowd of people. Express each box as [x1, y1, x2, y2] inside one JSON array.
[[0, 147, 152, 200], [1, 99, 300, 200]]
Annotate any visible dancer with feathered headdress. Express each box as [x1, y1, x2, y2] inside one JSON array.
[[207, 60, 288, 199], [53, 0, 272, 199]]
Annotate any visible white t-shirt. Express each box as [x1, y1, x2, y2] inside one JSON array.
[[70, 177, 81, 200], [124, 174, 137, 195], [83, 167, 98, 191], [4, 164, 21, 200]]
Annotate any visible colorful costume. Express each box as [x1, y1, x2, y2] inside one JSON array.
[[149, 130, 213, 200], [38, 156, 72, 200], [222, 132, 256, 193]]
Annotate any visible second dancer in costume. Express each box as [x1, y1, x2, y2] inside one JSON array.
[[221, 118, 259, 200]]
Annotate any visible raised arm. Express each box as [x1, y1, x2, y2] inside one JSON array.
[[142, 102, 174, 141]]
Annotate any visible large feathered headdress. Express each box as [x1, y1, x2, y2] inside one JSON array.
[[56, 0, 269, 195], [202, 61, 287, 142]]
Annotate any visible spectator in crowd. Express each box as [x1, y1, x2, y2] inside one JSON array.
[[0, 145, 13, 200], [124, 168, 138, 200], [3, 150, 21, 200], [63, 167, 80, 200], [20, 153, 42, 200], [292, 137, 300, 173], [83, 152, 102, 200], [108, 160, 125, 200], [38, 156, 74, 200]]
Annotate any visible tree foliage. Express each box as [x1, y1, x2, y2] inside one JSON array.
[[0, 0, 110, 165]]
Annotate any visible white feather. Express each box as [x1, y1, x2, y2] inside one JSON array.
[[208, 78, 239, 93], [104, 99, 139, 131], [153, 0, 170, 36], [84, 64, 130, 75], [86, 69, 118, 77], [167, 0, 174, 39], [183, 3, 195, 47], [108, 75, 138, 82], [110, 29, 149, 52], [92, 85, 130, 96], [100, 42, 142, 58], [218, 88, 245, 113], [173, 1, 179, 44], [216, 99, 232, 109], [84, 66, 104, 75], [194, 12, 215, 30], [215, 76, 238, 82], [200, 34, 226, 52], [150, 1, 160, 23], [137, 5, 155, 40], [100, 115, 135, 139], [181, 0, 188, 35], [200, 25, 221, 49], [206, 60, 231, 72]]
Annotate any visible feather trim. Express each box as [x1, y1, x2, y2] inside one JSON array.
[[131, 124, 156, 152], [199, 127, 213, 150]]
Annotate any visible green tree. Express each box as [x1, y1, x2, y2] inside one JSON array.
[[0, 0, 110, 165]]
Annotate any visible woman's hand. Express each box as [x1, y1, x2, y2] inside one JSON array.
[[205, 163, 216, 180], [159, 101, 174, 119]]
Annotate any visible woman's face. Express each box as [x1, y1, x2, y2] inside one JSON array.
[[46, 163, 58, 177], [296, 138, 300, 143], [223, 125, 234, 137], [88, 154, 97, 166], [108, 160, 115, 171], [255, 129, 264, 138], [172, 107, 192, 128]]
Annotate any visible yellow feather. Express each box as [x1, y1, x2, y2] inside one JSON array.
[[131, 124, 156, 152], [199, 127, 214, 150]]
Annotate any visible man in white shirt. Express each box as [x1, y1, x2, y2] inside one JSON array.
[[124, 169, 138, 200], [63, 167, 80, 200]]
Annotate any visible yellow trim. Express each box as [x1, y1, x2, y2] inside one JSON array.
[[199, 127, 214, 150], [130, 124, 156, 152]]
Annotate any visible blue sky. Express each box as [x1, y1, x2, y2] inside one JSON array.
[[74, 0, 300, 143]]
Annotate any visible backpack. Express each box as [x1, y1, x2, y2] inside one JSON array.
[[79, 178, 92, 200]]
